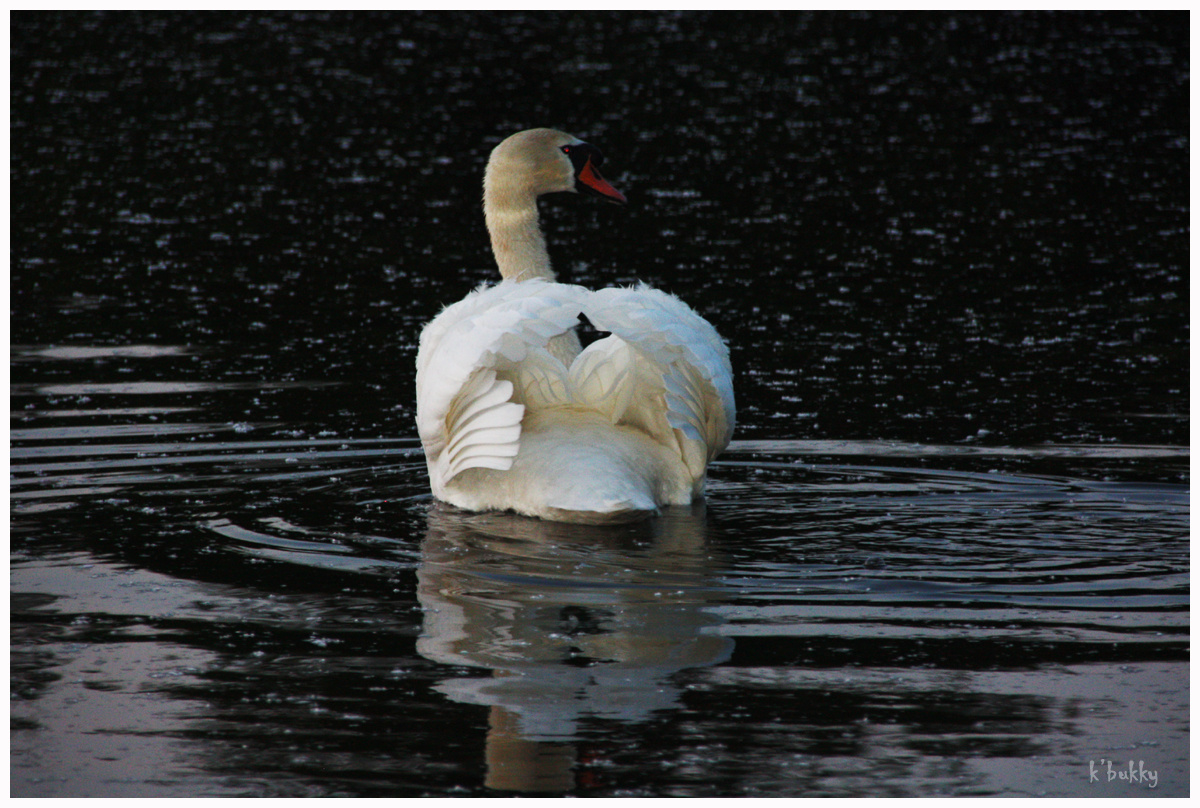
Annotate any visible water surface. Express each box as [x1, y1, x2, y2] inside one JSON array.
[[11, 11, 1188, 797]]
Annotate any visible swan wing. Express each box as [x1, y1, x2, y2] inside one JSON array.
[[416, 279, 584, 489], [566, 335, 636, 423], [582, 284, 735, 478]]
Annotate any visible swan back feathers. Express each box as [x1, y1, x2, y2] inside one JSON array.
[[417, 279, 735, 501]]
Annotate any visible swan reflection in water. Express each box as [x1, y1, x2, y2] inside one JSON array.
[[416, 503, 733, 792]]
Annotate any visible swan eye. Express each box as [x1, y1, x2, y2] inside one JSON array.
[[560, 145, 572, 155]]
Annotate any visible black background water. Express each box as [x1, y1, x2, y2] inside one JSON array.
[[11, 11, 1188, 797]]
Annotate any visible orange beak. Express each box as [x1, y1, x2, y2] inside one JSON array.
[[576, 156, 627, 205]]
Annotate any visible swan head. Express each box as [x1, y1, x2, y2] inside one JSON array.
[[485, 128, 627, 206]]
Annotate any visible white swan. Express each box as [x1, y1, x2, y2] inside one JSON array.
[[416, 128, 735, 523]]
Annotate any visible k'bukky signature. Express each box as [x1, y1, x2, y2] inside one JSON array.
[[1089, 759, 1158, 788]]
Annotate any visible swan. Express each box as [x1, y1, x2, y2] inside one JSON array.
[[415, 128, 735, 523]]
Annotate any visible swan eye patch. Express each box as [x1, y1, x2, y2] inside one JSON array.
[[561, 144, 596, 159]]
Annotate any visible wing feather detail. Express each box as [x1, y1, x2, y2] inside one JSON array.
[[416, 278, 735, 495], [567, 336, 636, 423], [581, 283, 735, 476], [416, 280, 585, 490]]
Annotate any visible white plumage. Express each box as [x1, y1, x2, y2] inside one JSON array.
[[416, 129, 735, 523]]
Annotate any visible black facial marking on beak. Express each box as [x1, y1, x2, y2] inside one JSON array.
[[563, 142, 626, 205]]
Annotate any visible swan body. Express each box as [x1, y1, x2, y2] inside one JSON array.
[[416, 128, 734, 523]]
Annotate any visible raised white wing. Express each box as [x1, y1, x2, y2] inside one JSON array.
[[583, 283, 735, 479], [417, 279, 735, 493], [416, 280, 584, 492], [565, 334, 636, 423]]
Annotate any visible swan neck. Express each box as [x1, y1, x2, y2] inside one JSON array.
[[483, 182, 555, 282]]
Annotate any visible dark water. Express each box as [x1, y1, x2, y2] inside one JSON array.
[[10, 11, 1188, 797]]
